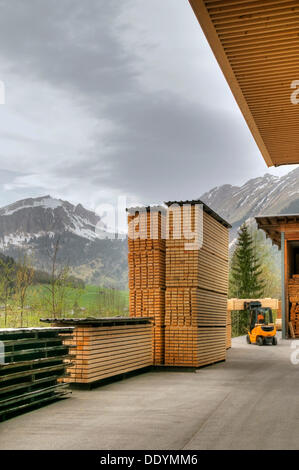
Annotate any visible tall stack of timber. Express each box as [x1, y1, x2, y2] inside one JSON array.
[[127, 207, 166, 365], [164, 201, 230, 367], [0, 327, 72, 421], [289, 275, 299, 337], [42, 318, 152, 384]]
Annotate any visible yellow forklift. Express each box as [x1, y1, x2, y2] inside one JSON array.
[[245, 301, 277, 346]]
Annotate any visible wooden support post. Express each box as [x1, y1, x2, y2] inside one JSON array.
[[281, 232, 286, 340]]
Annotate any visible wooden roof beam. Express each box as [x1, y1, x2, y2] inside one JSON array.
[[188, 0, 299, 166]]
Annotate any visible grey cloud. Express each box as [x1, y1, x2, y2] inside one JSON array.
[[58, 90, 258, 201], [0, 0, 138, 99], [0, 0, 278, 207]]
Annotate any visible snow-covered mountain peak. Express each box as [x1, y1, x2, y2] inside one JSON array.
[[0, 195, 102, 243]]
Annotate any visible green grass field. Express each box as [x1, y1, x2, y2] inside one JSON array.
[[0, 284, 129, 328]]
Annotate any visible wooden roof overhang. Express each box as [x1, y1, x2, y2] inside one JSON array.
[[189, 0, 299, 166], [256, 214, 299, 247]]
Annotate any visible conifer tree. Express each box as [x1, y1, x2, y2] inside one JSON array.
[[230, 223, 265, 298]]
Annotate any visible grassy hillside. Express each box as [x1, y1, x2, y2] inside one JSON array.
[[0, 284, 129, 328]]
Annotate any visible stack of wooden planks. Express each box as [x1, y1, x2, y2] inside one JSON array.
[[0, 327, 72, 421], [226, 311, 231, 350], [164, 202, 229, 367], [227, 298, 280, 311], [289, 275, 299, 337], [128, 207, 166, 365], [276, 301, 282, 331], [42, 318, 152, 384], [127, 201, 230, 368]]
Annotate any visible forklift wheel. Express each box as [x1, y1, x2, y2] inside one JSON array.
[[246, 334, 251, 344], [272, 336, 277, 345], [257, 336, 264, 346]]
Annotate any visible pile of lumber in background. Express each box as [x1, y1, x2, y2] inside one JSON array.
[[227, 298, 280, 311], [127, 201, 230, 368], [275, 301, 282, 331], [0, 327, 72, 421], [128, 207, 166, 365], [289, 275, 299, 337], [43, 318, 153, 384]]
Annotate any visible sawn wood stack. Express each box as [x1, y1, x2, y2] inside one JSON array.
[[128, 207, 166, 365], [127, 200, 231, 368], [289, 274, 299, 337], [41, 318, 153, 384]]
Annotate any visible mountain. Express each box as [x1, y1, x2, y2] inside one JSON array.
[[200, 166, 299, 245], [0, 195, 128, 288], [1, 168, 298, 288]]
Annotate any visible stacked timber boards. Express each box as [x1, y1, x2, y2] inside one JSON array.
[[127, 200, 231, 368], [0, 327, 72, 421], [289, 275, 299, 337], [128, 207, 166, 365], [43, 318, 153, 384], [165, 203, 229, 367], [226, 311, 231, 350]]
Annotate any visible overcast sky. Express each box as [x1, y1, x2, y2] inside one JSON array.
[[0, 0, 296, 213]]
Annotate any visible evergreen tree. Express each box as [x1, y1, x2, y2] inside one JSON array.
[[230, 223, 265, 298]]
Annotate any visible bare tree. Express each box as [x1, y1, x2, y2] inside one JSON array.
[[43, 237, 72, 317], [14, 254, 34, 327], [0, 256, 15, 327]]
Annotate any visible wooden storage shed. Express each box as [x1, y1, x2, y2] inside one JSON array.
[[256, 214, 299, 339], [127, 200, 231, 368]]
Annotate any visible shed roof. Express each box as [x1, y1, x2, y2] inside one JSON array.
[[189, 0, 299, 167], [164, 199, 231, 228], [256, 214, 299, 246]]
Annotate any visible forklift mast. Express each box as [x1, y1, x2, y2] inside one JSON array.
[[244, 301, 262, 311]]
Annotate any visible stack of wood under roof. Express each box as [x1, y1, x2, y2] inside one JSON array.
[[127, 207, 166, 365], [289, 275, 299, 337], [127, 200, 231, 368]]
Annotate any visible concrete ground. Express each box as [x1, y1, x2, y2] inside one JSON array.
[[1, 334, 299, 450]]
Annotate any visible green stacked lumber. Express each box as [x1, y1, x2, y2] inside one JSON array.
[[0, 327, 73, 421]]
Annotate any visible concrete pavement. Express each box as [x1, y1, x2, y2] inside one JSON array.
[[1, 334, 299, 450]]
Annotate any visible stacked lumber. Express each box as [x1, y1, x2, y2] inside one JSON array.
[[128, 207, 166, 365], [197, 327, 226, 367], [275, 319, 282, 331], [226, 311, 231, 350], [129, 289, 164, 326], [43, 318, 153, 384], [164, 202, 229, 367], [289, 275, 299, 337], [227, 298, 279, 311], [128, 250, 165, 289], [164, 326, 198, 367], [275, 301, 282, 331], [0, 327, 72, 421]]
